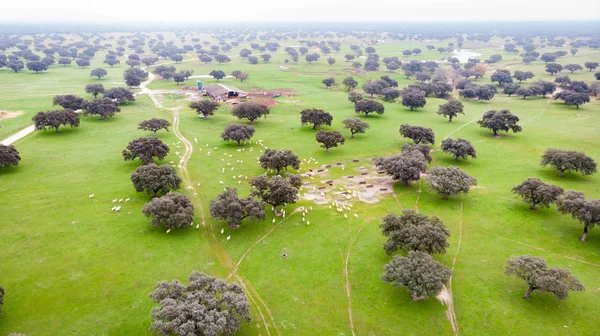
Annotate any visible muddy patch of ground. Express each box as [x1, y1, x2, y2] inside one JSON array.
[[0, 111, 23, 121]]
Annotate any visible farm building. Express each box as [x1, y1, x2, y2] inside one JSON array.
[[204, 83, 248, 100]]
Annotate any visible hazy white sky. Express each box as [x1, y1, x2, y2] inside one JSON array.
[[1, 0, 599, 22]]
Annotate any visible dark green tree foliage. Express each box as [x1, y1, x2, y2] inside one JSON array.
[[32, 109, 80, 133], [556, 191, 600, 242], [76, 59, 90, 68], [354, 99, 384, 116], [327, 57, 336, 66], [210, 70, 226, 81], [138, 118, 171, 137], [316, 130, 345, 153], [437, 100, 464, 122], [441, 138, 476, 161], [382, 88, 401, 102], [122, 137, 170, 165], [401, 89, 427, 110], [221, 124, 255, 145], [380, 209, 450, 255], [82, 98, 121, 120], [584, 62, 599, 71], [131, 164, 182, 197], [513, 70, 535, 83], [374, 150, 427, 187], [104, 87, 135, 103], [426, 166, 477, 200], [189, 100, 219, 118], [511, 178, 564, 210], [541, 148, 597, 177], [382, 251, 451, 301], [210, 187, 265, 229], [503, 83, 520, 97], [540, 53, 557, 63], [554, 76, 570, 87], [259, 149, 300, 174], [26, 61, 48, 73], [545, 63, 563, 75], [231, 101, 270, 125], [149, 271, 252, 335], [300, 108, 333, 130], [342, 77, 358, 91], [0, 145, 21, 168], [8, 61, 24, 73], [322, 77, 335, 88], [85, 83, 105, 98], [90, 68, 107, 79], [490, 69, 513, 86], [0, 285, 4, 316], [348, 91, 363, 104], [402, 143, 432, 164], [362, 81, 384, 97], [142, 192, 194, 231], [104, 58, 119, 67], [477, 110, 522, 136], [250, 174, 302, 215], [516, 87, 534, 99], [564, 64, 583, 74], [59, 58, 72, 66], [342, 118, 369, 138], [399, 124, 435, 144], [53, 94, 85, 110], [505, 255, 584, 299], [553, 91, 590, 109]]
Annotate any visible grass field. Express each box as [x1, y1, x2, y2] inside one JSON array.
[[1, 31, 599, 335]]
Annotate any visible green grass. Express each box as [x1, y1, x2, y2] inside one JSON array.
[[1, 32, 599, 336]]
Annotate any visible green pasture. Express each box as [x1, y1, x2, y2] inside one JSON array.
[[0, 32, 599, 336]]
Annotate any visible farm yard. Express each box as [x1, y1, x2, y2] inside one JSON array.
[[0, 25, 599, 336]]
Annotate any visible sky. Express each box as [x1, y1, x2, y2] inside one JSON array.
[[1, 0, 599, 23]]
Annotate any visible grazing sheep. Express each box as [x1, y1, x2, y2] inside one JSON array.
[[219, 181, 224, 185], [307, 220, 310, 225], [166, 229, 171, 234], [196, 224, 200, 229], [344, 214, 348, 218], [354, 213, 358, 218], [221, 228, 224, 234], [118, 199, 123, 203], [112, 199, 117, 203], [226, 235, 231, 241], [89, 194, 95, 199], [125, 198, 130, 202]]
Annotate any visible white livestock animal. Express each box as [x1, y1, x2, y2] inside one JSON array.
[[89, 194, 95, 199], [344, 214, 348, 218], [118, 198, 123, 203], [126, 198, 130, 202], [112, 199, 117, 203], [221, 228, 224, 234], [219, 181, 224, 185], [196, 224, 200, 229], [354, 213, 358, 218], [166, 229, 171, 234], [226, 235, 231, 241]]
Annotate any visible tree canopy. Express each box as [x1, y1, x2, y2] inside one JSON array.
[[440, 138, 476, 161], [189, 100, 220, 118], [131, 164, 182, 197], [221, 124, 255, 145], [250, 174, 302, 215], [53, 94, 85, 110], [541, 148, 597, 177], [103, 87, 135, 103], [259, 149, 300, 174], [231, 101, 270, 124], [0, 145, 21, 168], [90, 68, 107, 79], [354, 99, 384, 116], [399, 124, 435, 144], [85, 83, 105, 98], [32, 109, 80, 133], [477, 110, 522, 136], [142, 192, 194, 231], [300, 108, 333, 130], [437, 100, 464, 122], [82, 98, 121, 120], [382, 251, 451, 301], [374, 150, 427, 187], [315, 130, 345, 153], [149, 271, 251, 335], [380, 209, 450, 255], [556, 191, 600, 242], [505, 255, 584, 300], [511, 178, 563, 210], [426, 166, 477, 200], [401, 89, 427, 110], [122, 137, 170, 165], [342, 118, 369, 138], [210, 187, 265, 229], [138, 118, 171, 137]]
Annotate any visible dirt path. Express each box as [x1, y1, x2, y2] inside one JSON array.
[[442, 114, 482, 141], [0, 125, 35, 146], [141, 73, 281, 336], [522, 99, 551, 125], [415, 179, 423, 212], [230, 207, 303, 277], [343, 219, 369, 336], [438, 200, 463, 336]]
